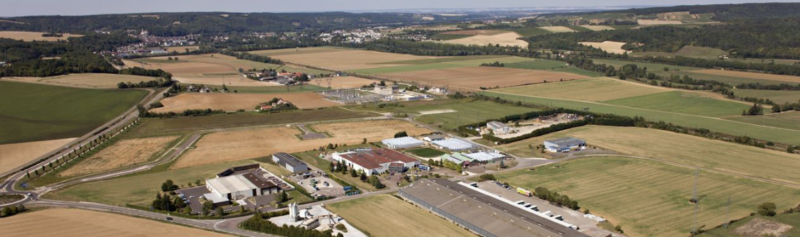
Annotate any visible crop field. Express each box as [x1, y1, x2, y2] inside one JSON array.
[[250, 46, 347, 56], [578, 41, 629, 54], [203, 84, 327, 94], [481, 92, 800, 144], [443, 32, 528, 47], [504, 59, 568, 70], [0, 31, 82, 41], [539, 26, 576, 33], [309, 76, 376, 89], [492, 77, 669, 102], [0, 138, 75, 175], [579, 25, 615, 31], [500, 125, 800, 185], [605, 91, 751, 117], [0, 81, 148, 145], [326, 194, 474, 237], [171, 120, 430, 169], [0, 208, 231, 237], [729, 111, 800, 130], [150, 92, 339, 113], [350, 99, 538, 130], [352, 56, 533, 75], [637, 19, 683, 25], [665, 71, 791, 86], [511, 27, 551, 37], [164, 45, 199, 53], [439, 29, 507, 35], [59, 136, 179, 177], [254, 48, 438, 70], [693, 69, 800, 84], [733, 89, 800, 104], [495, 157, 800, 237], [380, 66, 589, 90], [1, 73, 159, 89], [675, 46, 728, 58]]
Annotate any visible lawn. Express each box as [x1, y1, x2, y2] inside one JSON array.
[[499, 125, 800, 185], [482, 91, 800, 144], [732, 89, 800, 104], [492, 77, 668, 102], [405, 148, 445, 158], [495, 157, 800, 237], [0, 81, 148, 144], [326, 194, 474, 237], [729, 111, 800, 130], [604, 91, 751, 117]]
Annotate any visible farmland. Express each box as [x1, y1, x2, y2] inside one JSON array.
[[539, 26, 576, 33], [693, 69, 800, 83], [0, 31, 81, 41], [0, 208, 231, 237], [1, 73, 159, 89], [442, 31, 528, 47], [0, 138, 75, 175], [604, 91, 750, 117], [492, 77, 669, 102], [578, 41, 629, 54], [699, 212, 800, 237], [579, 25, 615, 31], [380, 66, 589, 90], [253, 47, 437, 70], [171, 120, 430, 169], [499, 125, 800, 185], [729, 111, 800, 130], [733, 89, 800, 104], [309, 76, 376, 89], [350, 99, 539, 130], [495, 156, 800, 237], [352, 56, 533, 75], [150, 92, 339, 113], [0, 81, 148, 144], [326, 194, 474, 237], [638, 19, 683, 25], [59, 136, 180, 177]]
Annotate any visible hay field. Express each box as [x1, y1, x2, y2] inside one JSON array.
[[444, 32, 528, 47], [125, 54, 290, 87], [1, 73, 157, 89], [540, 26, 576, 33], [0, 138, 75, 175], [605, 91, 751, 117], [59, 136, 179, 177], [496, 157, 800, 237], [0, 31, 82, 41], [150, 92, 339, 113], [172, 120, 430, 169], [352, 56, 532, 75], [499, 125, 800, 185], [327, 194, 474, 237], [693, 69, 800, 83], [250, 46, 348, 56], [309, 76, 375, 89], [260, 48, 439, 70], [579, 25, 615, 31], [439, 29, 507, 35], [732, 89, 800, 104], [0, 208, 231, 237], [165, 45, 199, 53], [381, 66, 588, 90], [579, 41, 629, 54], [637, 19, 683, 25], [492, 77, 669, 102]]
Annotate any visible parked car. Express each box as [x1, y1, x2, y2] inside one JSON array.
[[166, 217, 173, 221]]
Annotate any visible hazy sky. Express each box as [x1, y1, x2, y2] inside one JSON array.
[[1, 0, 798, 17]]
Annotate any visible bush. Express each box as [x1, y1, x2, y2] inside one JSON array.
[[758, 202, 777, 216], [335, 223, 347, 232], [478, 174, 496, 181]]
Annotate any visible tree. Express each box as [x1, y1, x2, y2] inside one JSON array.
[[359, 172, 367, 181], [615, 225, 624, 233], [161, 180, 177, 192], [758, 202, 777, 216], [362, 138, 367, 144], [772, 104, 782, 113], [394, 131, 408, 138], [350, 169, 357, 177], [215, 207, 224, 216]]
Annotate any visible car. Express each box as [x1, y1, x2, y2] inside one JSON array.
[[166, 217, 173, 221]]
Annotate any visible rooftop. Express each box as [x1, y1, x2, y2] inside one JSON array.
[[273, 152, 306, 168], [464, 151, 505, 161], [207, 174, 258, 194], [544, 137, 585, 147], [381, 136, 424, 146], [487, 121, 510, 129], [338, 148, 418, 169], [433, 138, 473, 150]]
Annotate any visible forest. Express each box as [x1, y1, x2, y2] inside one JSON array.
[[544, 2, 800, 21]]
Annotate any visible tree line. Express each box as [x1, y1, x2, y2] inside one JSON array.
[[241, 210, 337, 237]]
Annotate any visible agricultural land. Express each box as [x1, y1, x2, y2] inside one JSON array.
[[150, 92, 339, 113], [0, 31, 82, 41], [1, 73, 160, 89], [59, 136, 180, 177], [0, 138, 75, 175]]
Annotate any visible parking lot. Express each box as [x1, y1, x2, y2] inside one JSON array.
[[288, 169, 346, 198]]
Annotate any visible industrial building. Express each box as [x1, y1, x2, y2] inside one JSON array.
[[423, 134, 446, 142], [332, 148, 419, 175], [441, 152, 473, 165], [543, 137, 586, 153], [381, 136, 425, 149], [486, 121, 512, 135], [464, 151, 505, 163], [203, 165, 289, 205], [432, 138, 474, 151], [272, 152, 309, 174]]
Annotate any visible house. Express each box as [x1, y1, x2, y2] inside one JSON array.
[[543, 137, 586, 153], [432, 139, 474, 151], [423, 134, 446, 142], [486, 121, 512, 135], [381, 137, 424, 149], [332, 148, 419, 175], [272, 152, 309, 174]]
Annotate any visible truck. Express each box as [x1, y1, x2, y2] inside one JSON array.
[[517, 187, 532, 197]]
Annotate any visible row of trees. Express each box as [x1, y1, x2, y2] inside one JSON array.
[[219, 50, 283, 65], [534, 187, 580, 210], [0, 205, 26, 218], [117, 78, 174, 89], [240, 211, 337, 237]]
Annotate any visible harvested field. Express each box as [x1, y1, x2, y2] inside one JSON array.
[[327, 194, 473, 237], [380, 66, 588, 90], [309, 76, 375, 89], [637, 19, 683, 25], [150, 92, 339, 113], [579, 25, 615, 31], [444, 32, 528, 47], [172, 120, 430, 169], [260, 48, 439, 70], [0, 138, 75, 175], [540, 26, 576, 33], [250, 46, 349, 56], [1, 73, 157, 89], [59, 136, 179, 177], [693, 69, 800, 83], [165, 45, 199, 53], [0, 31, 82, 41], [579, 41, 629, 54], [0, 208, 231, 237], [439, 30, 507, 35], [492, 77, 669, 102], [734, 218, 792, 237]]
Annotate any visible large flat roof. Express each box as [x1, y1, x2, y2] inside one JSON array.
[[207, 174, 258, 194], [432, 138, 473, 150], [273, 152, 306, 168], [381, 137, 424, 146], [544, 137, 585, 147], [338, 148, 418, 169]]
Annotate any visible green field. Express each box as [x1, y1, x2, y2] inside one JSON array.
[[605, 91, 751, 117], [592, 59, 701, 76], [0, 81, 148, 144], [632, 46, 728, 59], [405, 148, 445, 158], [699, 212, 800, 237], [350, 99, 538, 130], [493, 78, 668, 102], [481, 91, 800, 144], [495, 157, 800, 237], [503, 60, 604, 77], [351, 56, 535, 75], [729, 111, 800, 130], [327, 194, 474, 237], [733, 89, 800, 104], [512, 27, 552, 37]]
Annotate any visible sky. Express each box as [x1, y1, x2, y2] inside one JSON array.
[[1, 0, 798, 17]]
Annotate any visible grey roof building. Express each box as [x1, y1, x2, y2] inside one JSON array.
[[272, 152, 309, 174], [543, 137, 586, 152]]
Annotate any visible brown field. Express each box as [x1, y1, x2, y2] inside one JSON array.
[[172, 120, 430, 169], [444, 32, 528, 47], [539, 26, 575, 33], [580, 25, 615, 31], [310, 76, 376, 89], [59, 136, 179, 177], [637, 19, 683, 25], [123, 54, 282, 87], [693, 69, 800, 83], [380, 66, 589, 90], [0, 208, 231, 237], [263, 49, 439, 70], [0, 138, 75, 175], [1, 73, 157, 89], [440, 30, 507, 35], [0, 31, 82, 41], [165, 45, 200, 53], [579, 41, 630, 54], [150, 92, 339, 113]]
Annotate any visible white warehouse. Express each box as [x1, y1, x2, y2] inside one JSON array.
[[381, 136, 424, 149]]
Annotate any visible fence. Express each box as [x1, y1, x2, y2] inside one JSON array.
[[398, 189, 498, 237]]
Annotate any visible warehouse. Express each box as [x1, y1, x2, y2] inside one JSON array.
[[543, 137, 586, 153], [332, 148, 419, 175], [381, 136, 425, 149], [465, 151, 505, 163], [203, 165, 285, 205], [441, 152, 473, 165], [432, 138, 474, 151], [486, 121, 512, 135], [272, 152, 309, 174]]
